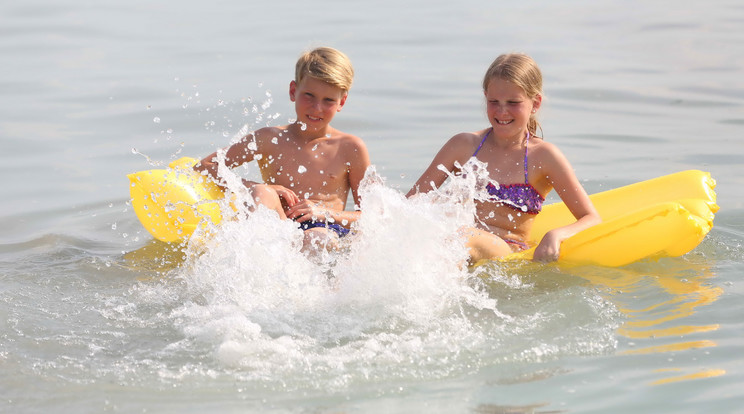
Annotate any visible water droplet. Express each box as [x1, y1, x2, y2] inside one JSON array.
[[271, 137, 278, 144], [153, 117, 161, 123], [297, 165, 307, 174], [111, 223, 117, 230]]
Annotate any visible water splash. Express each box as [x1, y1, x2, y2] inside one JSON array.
[[124, 139, 620, 391]]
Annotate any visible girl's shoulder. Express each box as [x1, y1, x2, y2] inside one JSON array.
[[529, 137, 575, 175], [447, 129, 489, 151], [529, 137, 563, 158]]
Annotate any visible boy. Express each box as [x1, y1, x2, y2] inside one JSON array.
[[193, 47, 371, 251]]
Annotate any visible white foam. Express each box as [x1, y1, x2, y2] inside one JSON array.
[[156, 164, 511, 382]]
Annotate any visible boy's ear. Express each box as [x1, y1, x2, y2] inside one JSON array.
[[337, 92, 348, 112], [289, 80, 297, 102]]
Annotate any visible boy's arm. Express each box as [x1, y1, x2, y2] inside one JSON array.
[[346, 136, 372, 211], [286, 135, 370, 227], [326, 135, 371, 227], [193, 134, 260, 188]]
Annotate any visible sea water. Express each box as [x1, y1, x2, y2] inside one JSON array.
[[1, 0, 743, 413]]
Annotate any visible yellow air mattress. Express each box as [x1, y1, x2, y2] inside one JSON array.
[[128, 157, 717, 266], [502, 170, 718, 266], [128, 157, 224, 243]]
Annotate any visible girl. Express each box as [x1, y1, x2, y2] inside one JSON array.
[[407, 53, 601, 263]]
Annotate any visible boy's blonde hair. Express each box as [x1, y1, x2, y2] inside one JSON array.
[[483, 53, 543, 136], [295, 47, 354, 92]]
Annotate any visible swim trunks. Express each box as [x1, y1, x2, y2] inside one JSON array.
[[298, 221, 350, 237], [472, 129, 544, 214]]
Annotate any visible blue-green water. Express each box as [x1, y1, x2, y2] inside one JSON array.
[[1, 0, 743, 412]]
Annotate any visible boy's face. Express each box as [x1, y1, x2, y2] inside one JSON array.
[[289, 77, 347, 132]]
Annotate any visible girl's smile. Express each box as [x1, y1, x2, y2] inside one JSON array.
[[484, 78, 540, 139]]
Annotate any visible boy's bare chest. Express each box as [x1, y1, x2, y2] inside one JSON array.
[[256, 140, 349, 192]]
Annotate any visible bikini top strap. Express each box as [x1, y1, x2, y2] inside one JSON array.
[[523, 131, 531, 183], [472, 129, 491, 157], [474, 129, 530, 184]]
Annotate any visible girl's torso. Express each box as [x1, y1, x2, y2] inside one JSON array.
[[465, 128, 551, 244]]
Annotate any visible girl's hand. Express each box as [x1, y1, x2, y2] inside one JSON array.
[[284, 199, 329, 223], [533, 230, 561, 262]]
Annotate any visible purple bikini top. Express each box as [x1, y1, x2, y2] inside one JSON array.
[[472, 129, 544, 215]]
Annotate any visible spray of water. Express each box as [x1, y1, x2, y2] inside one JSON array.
[[122, 96, 621, 390], [136, 158, 523, 387]]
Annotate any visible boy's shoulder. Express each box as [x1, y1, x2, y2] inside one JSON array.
[[253, 125, 287, 141], [334, 129, 366, 147], [251, 124, 367, 151]]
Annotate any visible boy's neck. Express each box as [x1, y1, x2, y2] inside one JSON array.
[[289, 122, 334, 143]]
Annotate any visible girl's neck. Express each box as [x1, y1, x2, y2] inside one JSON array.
[[490, 128, 530, 149]]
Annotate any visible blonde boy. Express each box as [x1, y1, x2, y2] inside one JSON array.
[[194, 47, 371, 250]]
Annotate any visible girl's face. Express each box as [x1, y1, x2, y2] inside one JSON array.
[[484, 77, 541, 139]]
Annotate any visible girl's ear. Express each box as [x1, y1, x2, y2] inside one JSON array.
[[289, 80, 297, 102], [532, 93, 543, 111]]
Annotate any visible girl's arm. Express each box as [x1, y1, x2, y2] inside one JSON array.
[[406, 133, 475, 197], [534, 144, 601, 262]]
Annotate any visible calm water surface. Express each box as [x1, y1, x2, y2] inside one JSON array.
[[1, 0, 743, 413]]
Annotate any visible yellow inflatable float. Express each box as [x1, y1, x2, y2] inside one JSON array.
[[128, 157, 717, 267]]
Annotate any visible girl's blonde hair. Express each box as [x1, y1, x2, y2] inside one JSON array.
[[482, 53, 543, 136], [295, 47, 354, 92]]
